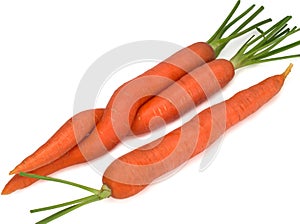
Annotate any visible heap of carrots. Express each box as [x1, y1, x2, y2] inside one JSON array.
[[2, 1, 300, 223]]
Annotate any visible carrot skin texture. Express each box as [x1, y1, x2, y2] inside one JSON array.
[[9, 109, 104, 175], [102, 74, 286, 199], [78, 43, 215, 161], [131, 59, 235, 134]]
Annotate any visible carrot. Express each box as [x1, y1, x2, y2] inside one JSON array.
[[9, 109, 104, 175], [131, 58, 234, 134], [2, 148, 90, 195], [8, 1, 271, 174], [131, 16, 300, 134], [3, 17, 300, 195], [19, 63, 293, 224], [103, 65, 294, 199]]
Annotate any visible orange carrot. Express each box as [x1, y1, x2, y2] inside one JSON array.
[[103, 64, 293, 199], [8, 1, 270, 174], [18, 64, 293, 224], [131, 20, 300, 135], [131, 58, 234, 134], [2, 147, 89, 195], [9, 109, 104, 175]]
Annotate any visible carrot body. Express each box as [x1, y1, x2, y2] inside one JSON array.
[[9, 109, 104, 175], [76, 43, 215, 161], [102, 70, 289, 199], [9, 43, 215, 175], [131, 59, 234, 134]]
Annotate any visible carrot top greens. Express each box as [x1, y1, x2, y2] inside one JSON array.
[[20, 172, 110, 224], [207, 0, 271, 57], [231, 16, 300, 69]]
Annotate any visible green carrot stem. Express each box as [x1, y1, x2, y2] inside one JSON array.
[[248, 54, 300, 66], [246, 16, 292, 53], [207, 0, 240, 43], [217, 4, 256, 38], [30, 195, 97, 213], [230, 16, 300, 69], [35, 195, 100, 224], [256, 38, 300, 60], [249, 27, 298, 58], [207, 1, 270, 57], [20, 172, 99, 194], [223, 18, 272, 43], [231, 5, 264, 35], [21, 172, 112, 223], [34, 185, 111, 224]]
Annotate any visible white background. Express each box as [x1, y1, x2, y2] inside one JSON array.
[[1, 0, 300, 223]]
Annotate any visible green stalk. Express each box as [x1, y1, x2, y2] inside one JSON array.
[[19, 172, 99, 194], [230, 17, 300, 69], [30, 195, 97, 213], [246, 16, 292, 55], [206, 0, 271, 57], [216, 4, 255, 39], [35, 196, 100, 224], [20, 172, 111, 224], [255, 28, 300, 59], [207, 0, 241, 43]]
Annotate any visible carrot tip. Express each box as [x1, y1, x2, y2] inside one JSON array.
[[1, 186, 11, 195], [9, 169, 17, 175], [1, 190, 8, 195], [283, 63, 293, 79]]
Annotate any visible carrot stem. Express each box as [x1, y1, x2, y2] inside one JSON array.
[[19, 172, 99, 194], [35, 196, 99, 224], [230, 16, 300, 69], [30, 195, 97, 213], [207, 0, 240, 43], [207, 1, 271, 57], [20, 172, 111, 223]]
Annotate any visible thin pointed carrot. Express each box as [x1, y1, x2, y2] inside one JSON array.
[[9, 109, 104, 175]]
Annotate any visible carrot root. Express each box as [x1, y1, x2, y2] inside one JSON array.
[[283, 63, 293, 78]]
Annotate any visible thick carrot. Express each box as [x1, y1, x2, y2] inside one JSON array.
[[103, 65, 293, 199], [18, 64, 293, 224], [131, 59, 234, 134], [8, 1, 271, 174], [131, 17, 300, 134]]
